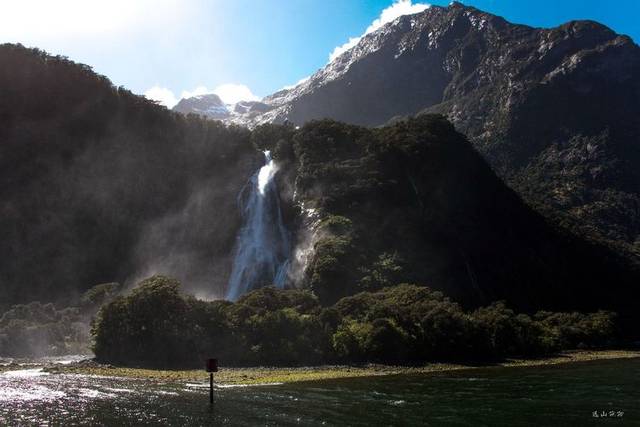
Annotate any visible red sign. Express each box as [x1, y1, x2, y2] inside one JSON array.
[[206, 358, 218, 372]]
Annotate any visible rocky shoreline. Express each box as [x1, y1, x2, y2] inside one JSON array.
[[22, 349, 639, 386]]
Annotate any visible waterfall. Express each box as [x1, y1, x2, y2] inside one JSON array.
[[225, 150, 290, 301]]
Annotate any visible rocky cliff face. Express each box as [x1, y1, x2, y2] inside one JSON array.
[[176, 2, 640, 250]]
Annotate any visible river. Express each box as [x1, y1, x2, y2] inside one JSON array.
[[0, 358, 637, 426]]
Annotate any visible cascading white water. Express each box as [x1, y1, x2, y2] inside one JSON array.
[[225, 150, 290, 301]]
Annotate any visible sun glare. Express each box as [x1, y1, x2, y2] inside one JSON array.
[[0, 0, 185, 39]]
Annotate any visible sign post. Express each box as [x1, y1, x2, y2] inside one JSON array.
[[206, 358, 218, 404]]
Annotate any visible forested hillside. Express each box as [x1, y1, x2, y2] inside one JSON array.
[[0, 44, 259, 309], [259, 117, 640, 325]]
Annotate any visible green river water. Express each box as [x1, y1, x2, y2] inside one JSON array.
[[0, 358, 638, 426]]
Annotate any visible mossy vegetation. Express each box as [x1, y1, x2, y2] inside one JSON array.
[[43, 350, 640, 385]]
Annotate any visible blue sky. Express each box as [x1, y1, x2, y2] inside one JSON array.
[[1, 0, 637, 106]]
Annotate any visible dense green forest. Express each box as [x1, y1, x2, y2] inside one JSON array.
[[0, 44, 259, 309], [259, 117, 640, 325], [92, 276, 618, 368]]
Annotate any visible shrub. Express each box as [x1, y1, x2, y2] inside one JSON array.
[[90, 279, 621, 368]]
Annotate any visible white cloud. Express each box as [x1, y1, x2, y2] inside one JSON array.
[[144, 86, 178, 108], [144, 83, 259, 108], [181, 84, 260, 104], [328, 0, 431, 62], [212, 84, 259, 104], [180, 86, 212, 100], [329, 37, 362, 63]]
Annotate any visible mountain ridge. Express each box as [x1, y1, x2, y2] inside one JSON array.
[[174, 2, 640, 250], [173, 93, 230, 119]]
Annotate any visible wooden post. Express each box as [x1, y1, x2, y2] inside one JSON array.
[[206, 358, 218, 404], [209, 372, 214, 404]]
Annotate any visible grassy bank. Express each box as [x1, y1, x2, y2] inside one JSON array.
[[39, 350, 640, 385]]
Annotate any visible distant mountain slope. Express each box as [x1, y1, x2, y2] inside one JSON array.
[[176, 2, 640, 250], [172, 93, 230, 119], [172, 95, 273, 126], [0, 44, 259, 308]]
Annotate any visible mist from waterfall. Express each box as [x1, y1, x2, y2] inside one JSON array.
[[225, 150, 290, 301]]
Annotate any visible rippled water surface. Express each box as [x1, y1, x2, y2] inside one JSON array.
[[1, 358, 638, 426]]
